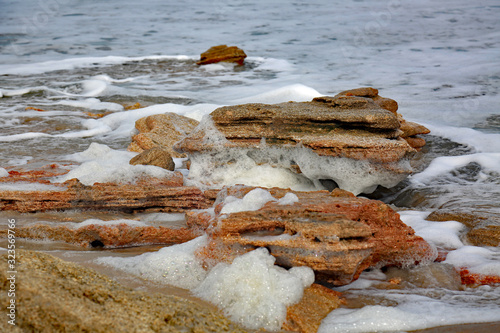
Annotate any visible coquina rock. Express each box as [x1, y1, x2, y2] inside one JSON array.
[[0, 174, 217, 213], [0, 222, 200, 248], [174, 88, 429, 194], [0, 250, 247, 332], [128, 112, 199, 158], [129, 146, 176, 171], [196, 45, 247, 65], [190, 186, 436, 286]]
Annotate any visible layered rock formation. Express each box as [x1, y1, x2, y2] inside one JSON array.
[[0, 174, 216, 213], [175, 88, 429, 194], [0, 223, 199, 248], [191, 186, 436, 285], [128, 112, 199, 158], [0, 250, 247, 333], [196, 45, 247, 65]]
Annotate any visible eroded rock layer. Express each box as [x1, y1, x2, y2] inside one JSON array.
[[0, 174, 216, 213], [175, 88, 429, 194], [192, 186, 436, 285]]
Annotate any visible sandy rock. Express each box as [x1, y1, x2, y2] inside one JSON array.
[[284, 284, 344, 333], [192, 186, 436, 286], [0, 223, 200, 248], [128, 112, 199, 158], [175, 90, 429, 194], [0, 250, 246, 332], [334, 87, 429, 149], [398, 114, 430, 150], [334, 87, 399, 114], [129, 146, 175, 171], [0, 175, 215, 213], [197, 45, 247, 65]]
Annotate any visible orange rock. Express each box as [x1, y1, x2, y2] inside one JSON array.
[[459, 268, 500, 286], [128, 112, 199, 158], [0, 223, 200, 248], [0, 174, 215, 213], [284, 284, 344, 333], [197, 45, 247, 65], [334, 87, 398, 113], [192, 186, 436, 285]]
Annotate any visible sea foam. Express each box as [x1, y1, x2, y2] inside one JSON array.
[[192, 247, 314, 331], [97, 241, 314, 331], [56, 143, 174, 186]]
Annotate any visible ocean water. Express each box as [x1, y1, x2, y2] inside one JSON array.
[[1, 0, 500, 331]]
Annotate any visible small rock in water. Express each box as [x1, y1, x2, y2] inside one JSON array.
[[196, 45, 247, 65], [129, 146, 175, 171], [384, 262, 463, 290], [128, 112, 199, 158]]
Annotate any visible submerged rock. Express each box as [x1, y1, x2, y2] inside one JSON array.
[[0, 250, 246, 332], [191, 186, 436, 286], [175, 88, 429, 194], [427, 209, 500, 247], [197, 44, 247, 65], [128, 112, 199, 158]]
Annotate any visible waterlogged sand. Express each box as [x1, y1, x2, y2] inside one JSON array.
[[0, 250, 248, 333]]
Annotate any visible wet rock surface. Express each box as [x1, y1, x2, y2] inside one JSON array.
[[0, 223, 200, 248], [175, 88, 429, 194], [427, 209, 500, 247], [129, 146, 175, 171], [0, 175, 216, 213], [0, 250, 247, 333], [196, 44, 247, 65], [192, 186, 436, 286], [128, 112, 199, 158], [284, 284, 344, 333]]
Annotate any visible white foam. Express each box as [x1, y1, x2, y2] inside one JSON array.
[[201, 62, 236, 72], [73, 218, 148, 228], [192, 248, 314, 331], [220, 188, 277, 215], [423, 123, 500, 153], [0, 182, 63, 192], [56, 143, 174, 186], [0, 168, 9, 177], [319, 299, 500, 333], [410, 153, 500, 185], [56, 98, 123, 111], [220, 188, 299, 215], [188, 145, 411, 195], [231, 83, 322, 104], [7, 156, 33, 166], [445, 246, 500, 277], [0, 55, 193, 76], [399, 211, 465, 250], [96, 235, 208, 290], [278, 192, 299, 205], [0, 132, 52, 142]]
